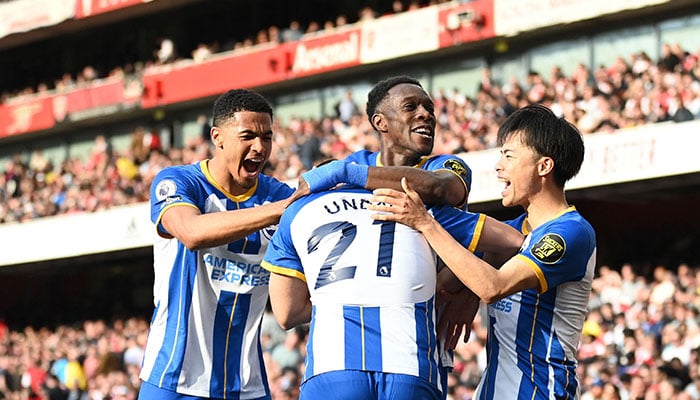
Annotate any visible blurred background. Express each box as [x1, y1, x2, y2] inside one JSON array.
[[0, 0, 699, 399]]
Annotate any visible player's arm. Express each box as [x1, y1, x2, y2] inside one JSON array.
[[472, 215, 523, 266], [371, 178, 537, 304], [301, 160, 467, 207], [161, 187, 306, 250], [365, 167, 467, 207], [268, 273, 311, 330]]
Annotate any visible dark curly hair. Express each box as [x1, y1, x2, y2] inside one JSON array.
[[366, 75, 422, 129], [212, 89, 273, 127]]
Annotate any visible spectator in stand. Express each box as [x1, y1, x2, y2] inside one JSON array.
[[334, 89, 361, 126], [268, 25, 281, 44], [304, 21, 320, 35], [358, 6, 376, 21], [191, 43, 213, 63], [282, 20, 303, 42], [335, 14, 348, 28], [154, 37, 176, 65]]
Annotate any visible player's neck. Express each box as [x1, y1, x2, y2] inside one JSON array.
[[524, 190, 569, 229], [379, 150, 422, 167], [206, 158, 246, 195]]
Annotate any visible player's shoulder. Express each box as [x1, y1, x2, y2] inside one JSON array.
[[549, 208, 594, 235], [531, 208, 596, 256], [283, 185, 369, 219], [256, 174, 295, 198], [345, 150, 376, 165], [423, 154, 470, 173]]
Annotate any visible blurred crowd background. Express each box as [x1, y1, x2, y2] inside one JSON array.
[[1, 39, 698, 224], [1, 262, 698, 400]]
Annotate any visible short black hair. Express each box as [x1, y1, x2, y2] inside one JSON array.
[[497, 104, 584, 187], [212, 89, 273, 127], [366, 75, 422, 129]]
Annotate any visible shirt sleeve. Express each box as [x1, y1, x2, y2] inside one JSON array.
[[515, 219, 593, 293], [261, 207, 306, 282], [431, 206, 486, 253], [150, 166, 200, 237], [424, 154, 472, 191]]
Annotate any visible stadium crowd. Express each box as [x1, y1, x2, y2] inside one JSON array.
[[1, 40, 699, 224], [0, 261, 698, 399], [0, 0, 442, 103]]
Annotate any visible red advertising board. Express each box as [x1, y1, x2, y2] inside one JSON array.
[[289, 28, 362, 78], [0, 96, 55, 138], [437, 0, 495, 48], [1, 1, 497, 138], [75, 0, 149, 19], [141, 44, 295, 108]]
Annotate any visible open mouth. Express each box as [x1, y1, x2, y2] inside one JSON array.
[[499, 178, 511, 195], [243, 158, 263, 174], [413, 125, 433, 138]]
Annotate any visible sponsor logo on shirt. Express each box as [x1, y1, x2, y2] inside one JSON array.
[[442, 159, 468, 180], [204, 254, 270, 287], [530, 233, 565, 264]]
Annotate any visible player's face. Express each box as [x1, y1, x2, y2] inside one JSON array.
[[212, 110, 272, 195], [495, 131, 542, 208], [379, 83, 436, 163]]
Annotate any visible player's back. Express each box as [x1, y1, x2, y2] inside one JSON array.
[[282, 185, 442, 386], [288, 186, 438, 305]]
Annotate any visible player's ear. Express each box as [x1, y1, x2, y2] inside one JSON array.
[[211, 126, 224, 149], [372, 113, 387, 132], [537, 156, 554, 177]]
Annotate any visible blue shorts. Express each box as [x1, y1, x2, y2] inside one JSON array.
[[138, 381, 271, 400], [300, 370, 441, 400]]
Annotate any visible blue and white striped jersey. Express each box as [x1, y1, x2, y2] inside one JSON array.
[[475, 207, 596, 400], [142, 160, 294, 399], [262, 186, 486, 394]]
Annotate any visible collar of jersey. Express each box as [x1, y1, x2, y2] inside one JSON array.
[[375, 152, 429, 168], [521, 205, 577, 234]]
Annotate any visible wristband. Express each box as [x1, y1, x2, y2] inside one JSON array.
[[345, 162, 369, 188], [301, 161, 369, 192], [301, 160, 346, 192]]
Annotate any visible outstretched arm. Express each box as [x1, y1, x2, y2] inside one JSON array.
[[366, 167, 467, 207], [161, 185, 307, 250], [301, 160, 468, 207], [371, 178, 537, 304]]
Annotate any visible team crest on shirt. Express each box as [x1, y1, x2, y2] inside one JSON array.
[[155, 179, 177, 201], [530, 233, 566, 264], [442, 159, 468, 179]]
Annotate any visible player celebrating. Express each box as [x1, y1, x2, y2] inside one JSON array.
[[371, 104, 596, 399], [139, 89, 303, 400]]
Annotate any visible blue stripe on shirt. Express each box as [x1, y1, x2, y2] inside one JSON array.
[[210, 291, 251, 399], [155, 251, 196, 388]]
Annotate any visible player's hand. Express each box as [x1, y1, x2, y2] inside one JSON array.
[[285, 179, 310, 207], [370, 177, 432, 232], [436, 287, 480, 350]]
